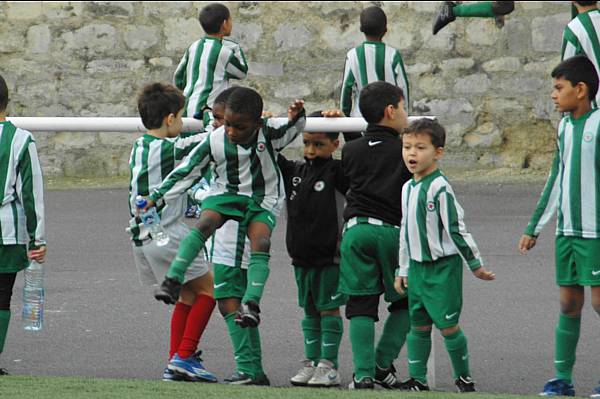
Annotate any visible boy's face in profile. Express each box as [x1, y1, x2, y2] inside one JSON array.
[[212, 103, 226, 129], [551, 76, 586, 113], [166, 108, 184, 138], [302, 132, 339, 161], [402, 131, 443, 180], [224, 109, 260, 144]]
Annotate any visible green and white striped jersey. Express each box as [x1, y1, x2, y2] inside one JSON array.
[[562, 9, 600, 105], [128, 132, 208, 244], [0, 121, 45, 248], [150, 114, 306, 213], [340, 41, 409, 117], [174, 36, 248, 117], [525, 109, 600, 238], [398, 170, 482, 276]]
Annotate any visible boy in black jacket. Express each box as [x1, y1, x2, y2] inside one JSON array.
[[339, 81, 412, 389], [278, 111, 360, 387]]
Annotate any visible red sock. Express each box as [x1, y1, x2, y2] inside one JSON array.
[[177, 294, 216, 359], [170, 302, 191, 360]]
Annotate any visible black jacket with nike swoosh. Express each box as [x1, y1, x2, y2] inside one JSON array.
[[278, 155, 348, 268], [341, 124, 412, 226]]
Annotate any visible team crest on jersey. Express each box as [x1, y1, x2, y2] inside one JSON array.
[[314, 181, 325, 192], [584, 132, 594, 142], [257, 142, 266, 152], [292, 177, 302, 186], [427, 201, 436, 212]]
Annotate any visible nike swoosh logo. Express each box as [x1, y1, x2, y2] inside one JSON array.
[[330, 293, 342, 301], [175, 257, 187, 263], [306, 339, 318, 345], [445, 312, 458, 320], [554, 360, 566, 364], [214, 282, 227, 289], [462, 354, 468, 361], [592, 270, 600, 276], [408, 359, 420, 364], [323, 343, 336, 347], [251, 282, 264, 287], [368, 140, 382, 147]]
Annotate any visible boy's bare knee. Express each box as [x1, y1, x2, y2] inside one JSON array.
[[560, 299, 583, 316], [320, 308, 341, 317], [253, 237, 271, 253], [413, 325, 432, 332], [218, 298, 241, 317], [440, 325, 459, 336]]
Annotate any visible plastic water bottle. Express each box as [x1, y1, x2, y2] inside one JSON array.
[[22, 260, 44, 331], [135, 195, 170, 246]]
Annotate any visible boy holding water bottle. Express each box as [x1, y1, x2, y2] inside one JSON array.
[[127, 82, 217, 382], [0, 73, 47, 375]]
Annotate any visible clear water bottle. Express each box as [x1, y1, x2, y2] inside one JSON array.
[[22, 260, 44, 331], [135, 195, 170, 246]]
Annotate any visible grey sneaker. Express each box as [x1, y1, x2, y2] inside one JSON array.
[[290, 359, 316, 386], [307, 359, 340, 387]]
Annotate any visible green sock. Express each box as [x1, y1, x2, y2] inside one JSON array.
[[407, 329, 431, 384], [248, 326, 265, 376], [302, 315, 321, 364], [375, 309, 410, 369], [453, 1, 495, 18], [444, 329, 470, 379], [224, 312, 255, 376], [166, 228, 206, 283], [320, 315, 343, 369], [349, 316, 375, 380], [242, 252, 270, 304], [555, 313, 581, 383], [0, 310, 10, 353]]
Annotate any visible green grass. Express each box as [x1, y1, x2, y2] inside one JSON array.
[[0, 376, 543, 399]]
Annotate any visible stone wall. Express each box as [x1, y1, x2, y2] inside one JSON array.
[[0, 1, 570, 177]]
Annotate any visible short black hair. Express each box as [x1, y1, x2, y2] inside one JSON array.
[[403, 118, 446, 148], [574, 1, 597, 6], [360, 6, 387, 38], [359, 81, 404, 124], [304, 110, 339, 140], [199, 3, 230, 34], [551, 55, 599, 101], [213, 86, 239, 107], [226, 87, 263, 121], [137, 83, 185, 130], [0, 74, 8, 112]]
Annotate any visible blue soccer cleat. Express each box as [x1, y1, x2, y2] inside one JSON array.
[[168, 352, 218, 383], [591, 381, 600, 398], [162, 367, 188, 382], [539, 378, 575, 397]]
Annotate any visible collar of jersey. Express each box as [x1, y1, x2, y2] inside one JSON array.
[[411, 168, 442, 187], [568, 108, 597, 124], [365, 124, 399, 138]]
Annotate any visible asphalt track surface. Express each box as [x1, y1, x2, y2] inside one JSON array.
[[2, 183, 599, 396]]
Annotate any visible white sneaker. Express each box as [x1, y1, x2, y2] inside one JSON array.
[[290, 360, 316, 386], [307, 359, 340, 387]]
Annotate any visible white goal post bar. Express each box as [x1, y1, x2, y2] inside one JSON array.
[[6, 116, 434, 133]]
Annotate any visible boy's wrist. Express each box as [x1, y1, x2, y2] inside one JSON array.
[[467, 258, 482, 271]]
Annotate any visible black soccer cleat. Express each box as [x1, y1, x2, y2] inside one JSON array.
[[224, 371, 270, 386], [456, 376, 477, 393], [235, 301, 261, 328], [154, 277, 181, 305], [399, 377, 430, 391], [0, 368, 9, 376], [374, 364, 402, 389], [433, 1, 456, 35], [348, 375, 375, 389]]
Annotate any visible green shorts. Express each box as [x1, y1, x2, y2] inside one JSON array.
[[0, 245, 29, 273], [202, 193, 276, 231], [408, 254, 463, 329], [339, 218, 403, 303], [555, 235, 600, 286], [213, 263, 247, 300], [294, 265, 347, 313]]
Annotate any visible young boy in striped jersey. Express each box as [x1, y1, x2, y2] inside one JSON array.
[[0, 74, 46, 376], [339, 82, 412, 390], [519, 55, 600, 398], [562, 1, 600, 106], [395, 118, 495, 393], [340, 6, 409, 117], [174, 3, 248, 119], [128, 83, 217, 383], [148, 88, 306, 330]]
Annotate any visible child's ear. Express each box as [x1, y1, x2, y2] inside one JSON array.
[[333, 139, 340, 150], [434, 146, 445, 159], [576, 82, 590, 100], [165, 113, 175, 126]]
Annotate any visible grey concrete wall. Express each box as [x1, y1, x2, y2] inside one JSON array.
[[0, 1, 569, 177]]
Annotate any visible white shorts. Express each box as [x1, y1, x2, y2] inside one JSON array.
[[132, 222, 210, 286], [206, 219, 251, 269]]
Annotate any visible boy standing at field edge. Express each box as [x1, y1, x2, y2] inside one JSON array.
[[395, 118, 495, 393]]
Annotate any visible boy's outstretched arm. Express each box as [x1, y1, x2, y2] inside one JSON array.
[[265, 100, 306, 151]]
